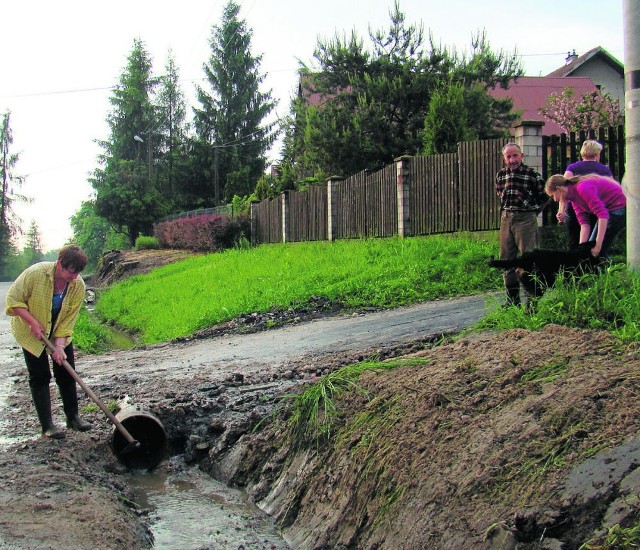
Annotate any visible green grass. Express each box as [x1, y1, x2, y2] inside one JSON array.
[[92, 234, 502, 345], [580, 521, 640, 549], [474, 263, 640, 343]]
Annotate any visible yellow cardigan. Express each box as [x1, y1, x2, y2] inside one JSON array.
[[5, 262, 85, 357]]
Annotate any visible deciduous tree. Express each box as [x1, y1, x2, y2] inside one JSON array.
[[70, 200, 129, 270], [539, 88, 623, 133]]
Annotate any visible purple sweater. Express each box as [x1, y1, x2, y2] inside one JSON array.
[[566, 160, 613, 177], [565, 177, 626, 226]]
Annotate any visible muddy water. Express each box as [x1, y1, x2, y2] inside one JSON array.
[[0, 284, 32, 447], [126, 459, 290, 549]]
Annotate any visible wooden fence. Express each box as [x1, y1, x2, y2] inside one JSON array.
[[251, 138, 507, 245], [542, 125, 625, 182], [251, 125, 625, 245]]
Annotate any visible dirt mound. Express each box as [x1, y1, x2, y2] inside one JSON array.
[[91, 249, 193, 288], [224, 325, 640, 549]]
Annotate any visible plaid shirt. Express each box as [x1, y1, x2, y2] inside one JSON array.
[[5, 261, 85, 357], [495, 164, 547, 212]]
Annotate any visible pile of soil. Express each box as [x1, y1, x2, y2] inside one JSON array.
[[90, 249, 193, 288], [1, 250, 638, 549], [221, 325, 640, 549]]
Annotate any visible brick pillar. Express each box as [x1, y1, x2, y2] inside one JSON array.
[[513, 120, 545, 227], [395, 155, 411, 238], [513, 120, 544, 175], [326, 176, 343, 241]]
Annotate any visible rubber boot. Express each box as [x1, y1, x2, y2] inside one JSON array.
[[505, 286, 521, 307], [30, 386, 65, 439], [58, 382, 92, 432]]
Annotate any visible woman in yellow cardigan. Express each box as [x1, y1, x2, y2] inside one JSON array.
[[6, 245, 91, 439]]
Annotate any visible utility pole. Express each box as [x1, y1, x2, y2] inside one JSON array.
[[623, 0, 640, 269]]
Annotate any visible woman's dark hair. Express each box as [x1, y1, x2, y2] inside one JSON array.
[[57, 244, 88, 273]]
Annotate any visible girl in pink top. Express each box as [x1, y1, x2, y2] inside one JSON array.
[[546, 174, 626, 258]]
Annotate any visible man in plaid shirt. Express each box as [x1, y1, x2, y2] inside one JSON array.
[[495, 143, 547, 306]]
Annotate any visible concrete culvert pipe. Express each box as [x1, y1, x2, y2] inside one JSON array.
[[111, 409, 167, 469]]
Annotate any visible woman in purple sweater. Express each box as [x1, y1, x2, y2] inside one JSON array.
[[546, 174, 626, 258]]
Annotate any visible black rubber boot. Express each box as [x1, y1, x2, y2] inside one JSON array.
[[30, 386, 65, 439], [504, 286, 522, 307], [58, 382, 92, 432]]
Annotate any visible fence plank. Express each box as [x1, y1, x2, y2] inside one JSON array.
[[458, 138, 508, 232]]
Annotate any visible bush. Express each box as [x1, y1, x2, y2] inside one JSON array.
[[134, 236, 161, 250], [154, 214, 250, 252]]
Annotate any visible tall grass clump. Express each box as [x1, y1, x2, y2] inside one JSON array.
[[286, 357, 430, 447], [94, 233, 502, 344], [134, 236, 160, 250], [475, 263, 640, 343]]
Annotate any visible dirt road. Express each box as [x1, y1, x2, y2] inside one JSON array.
[[78, 292, 493, 384]]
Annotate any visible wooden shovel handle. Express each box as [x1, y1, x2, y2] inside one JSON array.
[[40, 334, 137, 445]]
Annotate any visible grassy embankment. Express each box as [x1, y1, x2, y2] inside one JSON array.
[[75, 233, 503, 351]]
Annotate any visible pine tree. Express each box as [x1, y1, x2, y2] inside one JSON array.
[[193, 0, 277, 203], [0, 111, 27, 279], [286, 3, 521, 181]]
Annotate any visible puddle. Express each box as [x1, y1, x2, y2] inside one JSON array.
[[126, 460, 290, 549], [0, 316, 34, 449], [0, 372, 32, 447]]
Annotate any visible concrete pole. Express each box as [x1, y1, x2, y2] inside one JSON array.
[[623, 0, 640, 269]]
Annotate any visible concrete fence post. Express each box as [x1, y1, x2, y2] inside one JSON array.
[[281, 191, 289, 243], [395, 155, 411, 238], [513, 120, 544, 176], [250, 200, 260, 246], [327, 176, 343, 242]]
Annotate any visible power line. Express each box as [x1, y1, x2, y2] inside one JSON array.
[[0, 85, 115, 99]]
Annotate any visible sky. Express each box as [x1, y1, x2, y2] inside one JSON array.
[[0, 0, 626, 251]]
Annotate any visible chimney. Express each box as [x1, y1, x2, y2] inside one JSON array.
[[565, 49, 578, 64]]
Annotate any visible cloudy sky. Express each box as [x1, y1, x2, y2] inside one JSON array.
[[0, 0, 626, 250]]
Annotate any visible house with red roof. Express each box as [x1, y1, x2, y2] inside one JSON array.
[[487, 76, 599, 135], [488, 47, 624, 136]]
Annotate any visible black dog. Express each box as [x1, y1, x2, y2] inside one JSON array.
[[488, 242, 601, 297]]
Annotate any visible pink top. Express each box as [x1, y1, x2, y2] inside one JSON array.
[[566, 177, 626, 226]]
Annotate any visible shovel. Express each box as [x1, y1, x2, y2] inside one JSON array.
[[40, 334, 142, 457]]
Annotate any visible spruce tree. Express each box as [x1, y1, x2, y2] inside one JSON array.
[[193, 0, 277, 203], [91, 39, 166, 245], [155, 52, 190, 205], [0, 111, 27, 278]]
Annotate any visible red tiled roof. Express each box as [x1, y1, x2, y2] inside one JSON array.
[[487, 76, 599, 135]]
